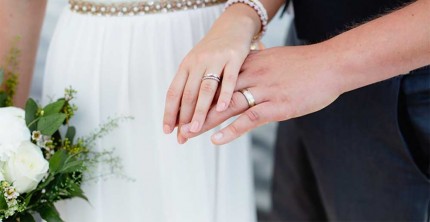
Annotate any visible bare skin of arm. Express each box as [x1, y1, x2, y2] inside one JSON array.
[[180, 0, 430, 144], [0, 0, 47, 107]]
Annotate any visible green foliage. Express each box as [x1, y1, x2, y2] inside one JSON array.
[[49, 150, 68, 173], [0, 196, 8, 210], [67, 183, 88, 202], [43, 99, 66, 116], [25, 98, 39, 131], [38, 205, 63, 222], [65, 126, 76, 143], [1, 84, 130, 220], [0, 92, 6, 108], [37, 114, 67, 136], [18, 213, 36, 222], [0, 37, 130, 220]]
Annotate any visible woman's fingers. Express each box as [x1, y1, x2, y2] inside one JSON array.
[[187, 67, 224, 133], [177, 66, 205, 144], [163, 67, 188, 134], [216, 58, 242, 112]]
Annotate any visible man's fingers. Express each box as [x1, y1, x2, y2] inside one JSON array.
[[181, 87, 267, 138], [163, 67, 188, 134], [211, 102, 273, 145]]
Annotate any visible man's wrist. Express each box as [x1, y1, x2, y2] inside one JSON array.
[[317, 38, 375, 96]]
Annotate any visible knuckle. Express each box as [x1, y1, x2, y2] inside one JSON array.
[[200, 82, 216, 94], [196, 53, 210, 63], [229, 96, 241, 110], [194, 109, 207, 117], [245, 109, 260, 122], [226, 48, 243, 59], [279, 102, 297, 120], [225, 49, 238, 58], [182, 89, 196, 103], [228, 124, 241, 136], [166, 87, 178, 99], [223, 73, 237, 82], [219, 91, 232, 100], [254, 66, 270, 77], [163, 116, 175, 125], [178, 62, 188, 71], [180, 56, 192, 69], [183, 53, 195, 63]]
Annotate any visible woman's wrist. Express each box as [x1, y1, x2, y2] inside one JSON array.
[[217, 4, 262, 41], [225, 0, 268, 41]]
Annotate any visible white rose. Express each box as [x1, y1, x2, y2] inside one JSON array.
[[4, 141, 49, 193], [0, 107, 31, 161]]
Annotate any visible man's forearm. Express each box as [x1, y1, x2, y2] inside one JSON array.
[[0, 0, 47, 107], [322, 0, 430, 94]]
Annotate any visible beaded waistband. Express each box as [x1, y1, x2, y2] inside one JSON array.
[[69, 0, 227, 16]]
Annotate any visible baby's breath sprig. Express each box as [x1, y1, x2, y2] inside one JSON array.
[[0, 181, 24, 220], [83, 116, 134, 147]]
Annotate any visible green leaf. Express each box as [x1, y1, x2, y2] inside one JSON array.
[[37, 113, 67, 136], [23, 193, 33, 207], [49, 150, 68, 173], [43, 99, 65, 116], [0, 195, 8, 210], [60, 159, 85, 173], [0, 68, 4, 85], [38, 204, 64, 222], [69, 182, 88, 202], [65, 126, 76, 143], [19, 212, 36, 222], [25, 98, 39, 131], [36, 174, 55, 191]]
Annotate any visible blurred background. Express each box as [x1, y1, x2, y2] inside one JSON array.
[[31, 1, 293, 221]]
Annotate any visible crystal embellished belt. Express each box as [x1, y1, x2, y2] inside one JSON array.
[[69, 0, 227, 16]]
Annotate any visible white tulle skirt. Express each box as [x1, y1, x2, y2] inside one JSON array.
[[43, 5, 255, 222]]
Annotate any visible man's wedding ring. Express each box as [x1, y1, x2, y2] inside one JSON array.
[[239, 88, 256, 108], [202, 73, 221, 83]]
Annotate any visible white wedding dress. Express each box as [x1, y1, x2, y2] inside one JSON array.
[[42, 0, 255, 221]]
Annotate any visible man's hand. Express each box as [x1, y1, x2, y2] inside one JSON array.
[[180, 0, 430, 145], [180, 46, 342, 144]]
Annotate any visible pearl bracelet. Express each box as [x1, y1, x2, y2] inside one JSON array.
[[224, 0, 268, 43]]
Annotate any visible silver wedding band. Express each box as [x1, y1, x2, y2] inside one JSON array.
[[239, 88, 256, 108], [202, 73, 221, 83]]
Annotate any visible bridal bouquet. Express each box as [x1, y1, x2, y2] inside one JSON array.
[[0, 44, 128, 222]]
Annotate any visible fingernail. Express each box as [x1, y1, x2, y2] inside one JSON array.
[[163, 124, 172, 134], [178, 136, 188, 144], [181, 124, 191, 134], [190, 121, 200, 133], [217, 102, 226, 112], [212, 132, 223, 142]]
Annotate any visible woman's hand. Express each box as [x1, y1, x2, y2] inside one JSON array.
[[179, 45, 344, 144], [163, 5, 261, 144]]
